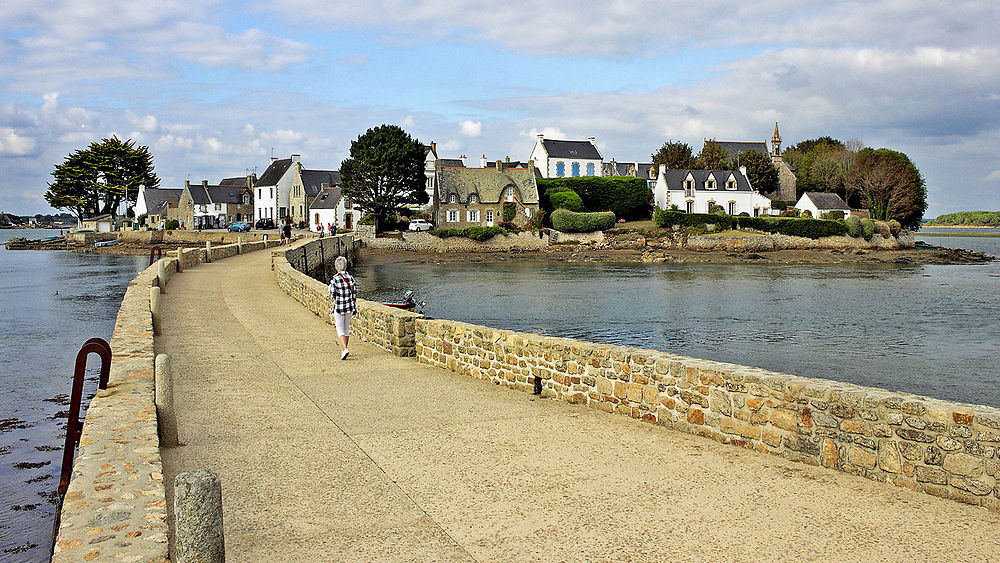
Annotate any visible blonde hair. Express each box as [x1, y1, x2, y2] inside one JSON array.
[[334, 256, 348, 272]]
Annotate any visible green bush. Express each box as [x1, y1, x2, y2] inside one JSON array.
[[653, 209, 846, 239], [770, 200, 796, 211], [845, 215, 862, 237], [137, 213, 148, 226], [428, 226, 507, 241], [359, 215, 375, 225], [548, 190, 585, 212], [502, 202, 516, 222], [874, 221, 891, 238], [780, 209, 799, 217], [164, 219, 179, 230], [537, 177, 650, 220], [888, 219, 902, 236], [551, 208, 616, 233], [820, 210, 844, 220], [800, 209, 812, 218], [708, 203, 726, 215], [860, 218, 875, 240]]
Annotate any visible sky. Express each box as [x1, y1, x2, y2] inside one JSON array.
[[1, 0, 998, 218]]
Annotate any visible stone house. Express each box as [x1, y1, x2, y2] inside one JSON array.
[[795, 192, 852, 219], [178, 180, 253, 229], [290, 169, 340, 227], [529, 135, 603, 178], [653, 165, 773, 216], [253, 154, 340, 226], [135, 186, 182, 228], [434, 160, 540, 228], [602, 159, 656, 190], [707, 123, 797, 201], [77, 214, 114, 232]]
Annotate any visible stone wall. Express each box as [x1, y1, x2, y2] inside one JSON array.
[[413, 319, 1000, 512], [359, 228, 550, 253], [53, 237, 281, 561], [273, 237, 418, 357], [281, 235, 358, 282], [120, 230, 277, 245]]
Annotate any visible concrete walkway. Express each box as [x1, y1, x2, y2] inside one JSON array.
[[157, 249, 1000, 562]]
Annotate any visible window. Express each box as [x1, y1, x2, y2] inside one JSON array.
[[447, 209, 458, 222], [686, 201, 694, 213], [449, 194, 457, 203], [525, 207, 532, 218], [345, 199, 352, 209], [586, 163, 594, 176], [706, 180, 716, 190], [269, 188, 273, 199], [728, 202, 736, 215], [571, 162, 580, 177], [469, 194, 478, 204], [467, 210, 479, 223], [505, 186, 515, 201], [726, 179, 736, 190], [754, 208, 760, 217], [258, 189, 261, 199], [485, 210, 493, 224], [556, 162, 565, 177], [243, 194, 250, 204], [215, 203, 221, 211]]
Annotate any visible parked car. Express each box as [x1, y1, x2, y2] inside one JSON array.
[[408, 219, 434, 232], [228, 221, 251, 232], [255, 218, 275, 230]]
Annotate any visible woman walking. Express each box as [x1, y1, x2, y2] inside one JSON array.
[[328, 256, 357, 360], [281, 218, 292, 246]]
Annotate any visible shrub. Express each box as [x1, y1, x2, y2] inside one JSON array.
[[137, 213, 148, 226], [845, 215, 862, 237], [773, 218, 847, 238], [780, 208, 799, 217], [800, 209, 813, 218], [359, 215, 375, 225], [428, 226, 507, 241], [770, 200, 795, 211], [653, 209, 846, 239], [860, 218, 875, 240], [874, 221, 891, 238], [525, 210, 546, 230], [551, 208, 616, 233], [821, 210, 844, 220], [502, 202, 516, 222], [888, 219, 902, 236], [738, 212, 750, 217], [708, 203, 726, 215], [164, 219, 179, 230], [548, 190, 585, 212], [537, 177, 650, 220]]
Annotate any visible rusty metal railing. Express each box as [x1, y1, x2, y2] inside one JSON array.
[[58, 337, 112, 495], [149, 246, 162, 266]]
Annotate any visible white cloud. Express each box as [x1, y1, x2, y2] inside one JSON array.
[[129, 113, 158, 132], [459, 120, 481, 137], [986, 171, 1000, 181], [0, 127, 36, 156], [400, 115, 415, 127]]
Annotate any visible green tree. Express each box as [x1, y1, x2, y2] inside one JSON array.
[[735, 150, 780, 194], [651, 140, 695, 170], [694, 141, 731, 170], [45, 137, 158, 221], [847, 148, 926, 229], [339, 125, 427, 231]]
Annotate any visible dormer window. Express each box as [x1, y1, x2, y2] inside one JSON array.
[[726, 179, 736, 190], [684, 179, 694, 191], [449, 194, 457, 204], [469, 194, 478, 204], [706, 179, 717, 190]]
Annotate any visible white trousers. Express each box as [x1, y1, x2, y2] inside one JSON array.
[[333, 312, 352, 337]]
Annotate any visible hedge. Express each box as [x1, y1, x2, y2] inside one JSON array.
[[428, 226, 508, 241], [548, 190, 585, 212], [845, 215, 862, 237], [537, 177, 650, 220], [653, 209, 848, 239], [551, 209, 617, 233]]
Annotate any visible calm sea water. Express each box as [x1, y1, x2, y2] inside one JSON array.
[[0, 230, 146, 562], [356, 228, 1000, 409]]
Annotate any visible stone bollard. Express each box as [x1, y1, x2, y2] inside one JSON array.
[[205, 241, 212, 263], [154, 354, 178, 447], [176, 249, 184, 273], [174, 470, 225, 563], [237, 237, 242, 254], [150, 286, 162, 335], [158, 259, 167, 293]]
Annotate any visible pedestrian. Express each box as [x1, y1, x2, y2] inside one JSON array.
[[327, 222, 333, 237], [317, 222, 323, 237], [282, 218, 292, 246], [328, 256, 357, 360]]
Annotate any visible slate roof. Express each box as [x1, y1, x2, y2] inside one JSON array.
[[439, 158, 465, 168], [660, 169, 754, 192], [485, 160, 530, 170], [256, 158, 292, 186], [438, 167, 539, 205], [187, 183, 211, 205], [802, 192, 850, 210], [712, 141, 769, 163], [310, 187, 342, 210], [603, 161, 654, 179], [542, 139, 601, 160], [206, 186, 251, 205], [219, 176, 254, 188], [300, 170, 341, 198], [142, 188, 181, 215]]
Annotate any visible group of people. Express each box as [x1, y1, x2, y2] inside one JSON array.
[[316, 222, 337, 237]]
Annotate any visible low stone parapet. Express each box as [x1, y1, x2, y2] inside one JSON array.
[[414, 317, 1000, 512], [361, 230, 549, 253]]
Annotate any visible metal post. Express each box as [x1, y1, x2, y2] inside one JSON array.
[[58, 338, 112, 495]]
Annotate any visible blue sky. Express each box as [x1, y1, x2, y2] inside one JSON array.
[[2, 0, 998, 218]]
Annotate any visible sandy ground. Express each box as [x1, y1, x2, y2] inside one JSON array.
[[156, 248, 1000, 562]]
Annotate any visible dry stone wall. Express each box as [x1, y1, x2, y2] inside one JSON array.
[[414, 318, 1000, 512], [359, 228, 549, 253]]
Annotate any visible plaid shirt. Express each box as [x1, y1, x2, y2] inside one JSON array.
[[328, 272, 357, 315]]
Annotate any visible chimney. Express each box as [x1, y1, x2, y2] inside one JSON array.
[[480, 154, 487, 168], [202, 180, 208, 188], [291, 154, 301, 164], [431, 141, 437, 153], [537, 134, 544, 142], [496, 160, 502, 170], [739, 165, 748, 176], [505, 156, 510, 162], [460, 155, 466, 166], [184, 180, 190, 189], [321, 183, 329, 190], [588, 136, 596, 144]]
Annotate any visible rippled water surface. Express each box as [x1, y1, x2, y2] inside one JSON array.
[[356, 229, 1000, 409], [0, 230, 145, 561]]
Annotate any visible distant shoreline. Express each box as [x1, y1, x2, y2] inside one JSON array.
[[922, 224, 1000, 229]]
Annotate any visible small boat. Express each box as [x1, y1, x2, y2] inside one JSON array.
[[377, 290, 426, 312], [914, 241, 938, 250], [39, 236, 60, 242], [94, 239, 119, 248]]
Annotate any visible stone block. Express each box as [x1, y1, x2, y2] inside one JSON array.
[[915, 465, 948, 485], [770, 409, 797, 432], [721, 417, 761, 440], [822, 439, 839, 469], [943, 453, 984, 477], [687, 408, 704, 425], [710, 389, 732, 416], [841, 419, 870, 435], [877, 441, 901, 474], [848, 446, 876, 469], [762, 428, 782, 447], [950, 477, 993, 496]]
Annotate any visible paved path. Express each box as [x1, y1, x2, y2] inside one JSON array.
[[157, 249, 1000, 562]]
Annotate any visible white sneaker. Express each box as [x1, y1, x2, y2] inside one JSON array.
[[341, 349, 349, 360]]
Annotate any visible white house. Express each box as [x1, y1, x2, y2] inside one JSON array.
[[309, 187, 363, 232], [253, 155, 298, 224], [653, 165, 773, 216], [528, 135, 603, 178], [795, 192, 852, 219]]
